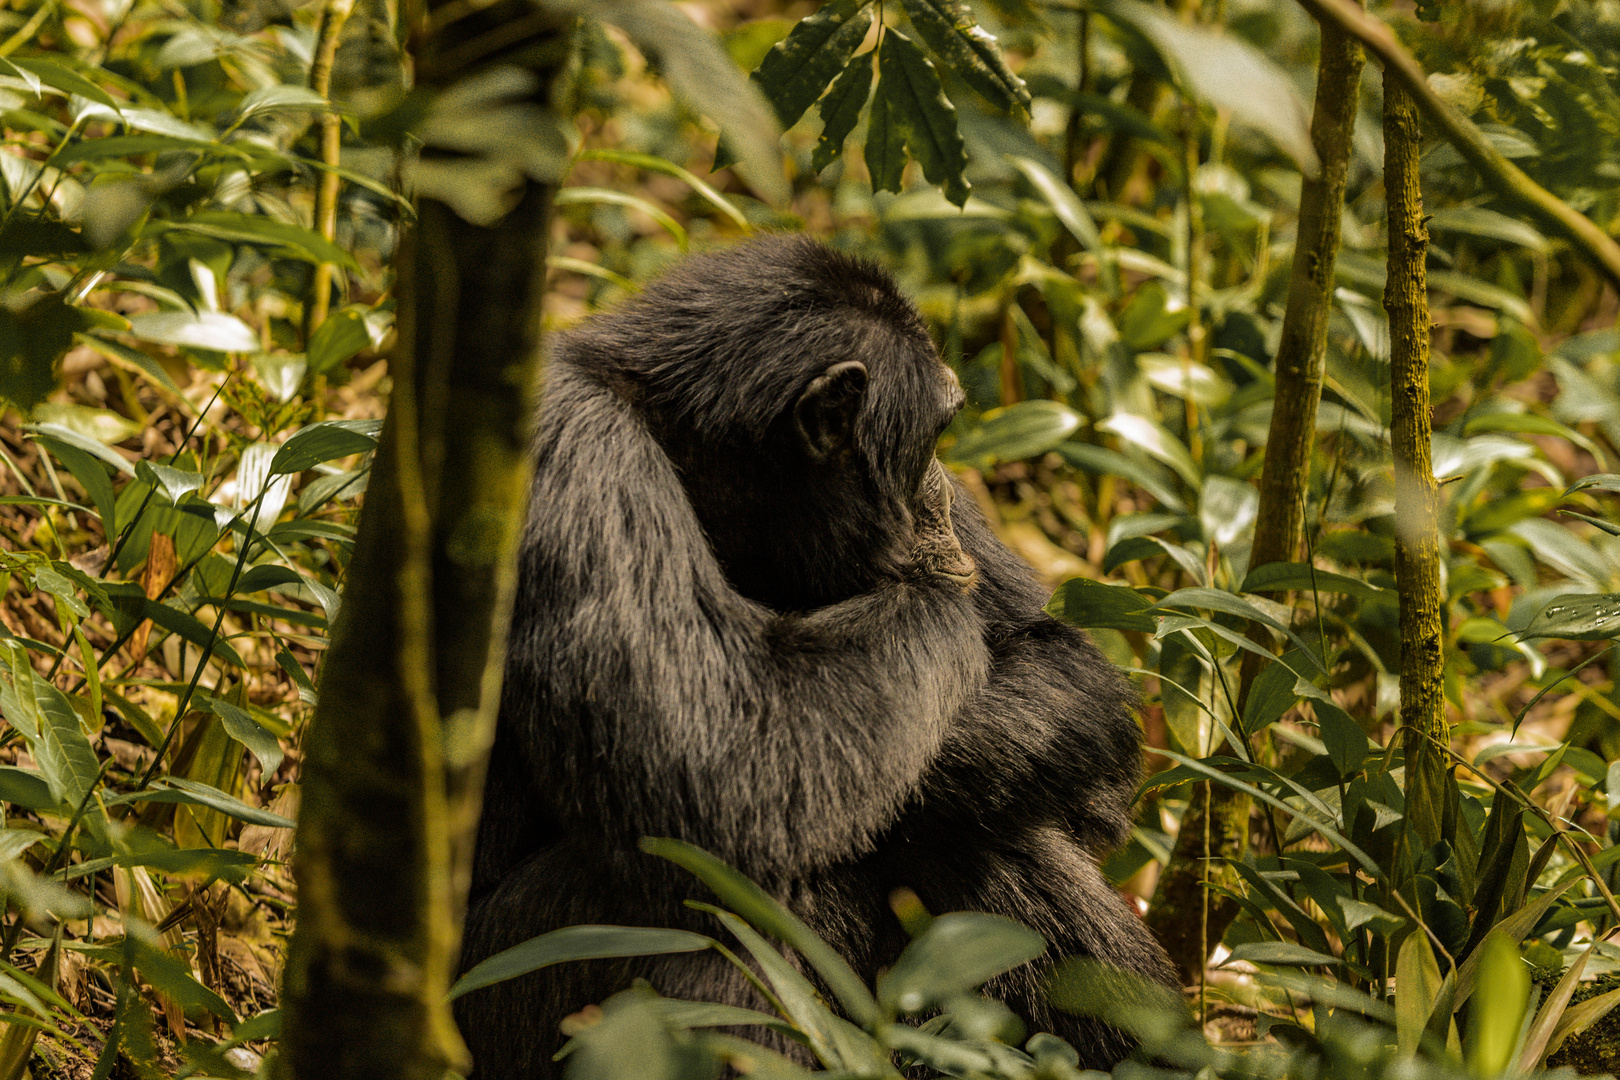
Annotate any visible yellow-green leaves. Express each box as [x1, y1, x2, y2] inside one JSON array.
[[1467, 933, 1531, 1078]]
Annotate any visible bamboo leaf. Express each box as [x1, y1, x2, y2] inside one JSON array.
[[449, 926, 713, 1001]]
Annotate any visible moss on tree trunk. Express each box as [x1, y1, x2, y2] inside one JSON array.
[[1383, 73, 1448, 849], [278, 7, 572, 1076]]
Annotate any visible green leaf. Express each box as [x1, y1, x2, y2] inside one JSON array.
[[1054, 443, 1184, 512], [1242, 652, 1308, 734], [640, 838, 878, 1029], [10, 58, 119, 110], [1154, 587, 1325, 671], [556, 188, 688, 251], [897, 0, 1028, 112], [30, 435, 117, 538], [1009, 156, 1102, 253], [448, 925, 716, 1002], [1224, 942, 1342, 968], [306, 308, 372, 376], [1518, 594, 1620, 641], [1317, 704, 1369, 779], [133, 461, 202, 505], [1468, 932, 1530, 1078], [0, 293, 93, 413], [128, 311, 260, 354], [140, 600, 247, 669], [864, 63, 905, 194], [811, 55, 874, 173], [1428, 206, 1547, 252], [31, 677, 100, 808], [752, 0, 875, 129], [204, 698, 284, 776], [576, 149, 750, 230], [1240, 562, 1394, 606], [944, 400, 1081, 466], [1096, 0, 1315, 174], [1098, 412, 1200, 489], [235, 84, 333, 120], [1565, 473, 1620, 495], [268, 420, 380, 475], [1045, 578, 1157, 633], [108, 777, 293, 830], [125, 933, 237, 1023], [876, 30, 970, 207], [877, 912, 1044, 1015], [1396, 931, 1443, 1058], [150, 211, 361, 272], [0, 768, 56, 812]]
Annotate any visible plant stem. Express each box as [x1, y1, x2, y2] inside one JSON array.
[[307, 0, 357, 335], [1384, 72, 1447, 850]]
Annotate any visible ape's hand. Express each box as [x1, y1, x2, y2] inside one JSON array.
[[911, 461, 977, 589]]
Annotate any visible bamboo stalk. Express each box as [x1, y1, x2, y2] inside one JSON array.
[[1384, 72, 1448, 850], [307, 0, 357, 335]]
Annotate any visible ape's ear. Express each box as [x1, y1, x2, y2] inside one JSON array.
[[795, 361, 868, 460]]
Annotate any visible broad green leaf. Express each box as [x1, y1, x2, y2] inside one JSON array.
[[153, 211, 360, 272], [269, 420, 381, 475], [944, 400, 1081, 466], [234, 565, 305, 595], [1046, 579, 1157, 633], [235, 84, 332, 119], [1098, 412, 1200, 489], [811, 55, 874, 173], [1428, 269, 1534, 325], [0, 293, 95, 412], [306, 308, 373, 376], [1545, 987, 1620, 1063], [1317, 704, 1369, 778], [10, 58, 118, 110], [30, 434, 117, 537], [124, 932, 237, 1023], [1096, 0, 1315, 174], [449, 925, 713, 1001], [0, 769, 54, 812], [752, 0, 875, 129], [129, 311, 260, 354], [1224, 942, 1341, 968], [73, 334, 181, 394], [1241, 654, 1301, 734], [1153, 588, 1324, 670], [134, 461, 202, 505], [205, 698, 284, 776], [1518, 594, 1620, 641], [897, 0, 1029, 112], [876, 30, 969, 207], [30, 404, 140, 445], [641, 837, 878, 1028], [877, 912, 1044, 1015], [1429, 206, 1547, 252], [1010, 156, 1101, 253], [1397, 932, 1443, 1058], [864, 72, 905, 193], [1103, 534, 1204, 583], [1054, 443, 1184, 512], [1240, 562, 1394, 605], [31, 677, 99, 808], [1468, 933, 1530, 1078]]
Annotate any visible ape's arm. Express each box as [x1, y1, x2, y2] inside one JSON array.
[[918, 489, 1145, 852], [498, 369, 990, 881]]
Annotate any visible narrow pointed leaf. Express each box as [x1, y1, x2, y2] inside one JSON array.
[[449, 926, 713, 1001], [812, 55, 874, 173]]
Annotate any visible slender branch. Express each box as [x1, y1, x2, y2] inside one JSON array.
[[307, 0, 358, 334]]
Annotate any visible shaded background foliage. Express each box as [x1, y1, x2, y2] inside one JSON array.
[[1, 0, 1620, 1076]]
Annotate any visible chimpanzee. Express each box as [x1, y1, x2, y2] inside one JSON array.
[[457, 236, 1174, 1077]]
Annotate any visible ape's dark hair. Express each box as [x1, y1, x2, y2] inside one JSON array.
[[458, 235, 1174, 1079]]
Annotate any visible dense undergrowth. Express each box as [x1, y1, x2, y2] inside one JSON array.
[[0, 0, 1619, 1076]]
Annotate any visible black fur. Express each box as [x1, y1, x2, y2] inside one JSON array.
[[457, 236, 1174, 1077]]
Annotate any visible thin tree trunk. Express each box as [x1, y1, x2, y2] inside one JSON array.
[[1144, 11, 1364, 984], [1383, 72, 1447, 849], [278, 5, 571, 1075]]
